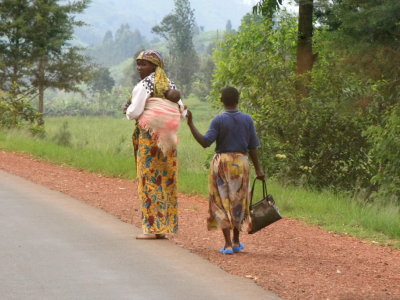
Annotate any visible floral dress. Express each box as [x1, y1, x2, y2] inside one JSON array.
[[135, 127, 178, 234], [207, 153, 250, 231], [128, 72, 179, 234]]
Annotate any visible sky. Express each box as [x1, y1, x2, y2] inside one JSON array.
[[241, 0, 298, 13]]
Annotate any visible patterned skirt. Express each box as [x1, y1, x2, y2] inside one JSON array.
[[207, 153, 250, 231], [133, 126, 178, 234]]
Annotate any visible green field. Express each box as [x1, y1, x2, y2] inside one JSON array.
[[0, 96, 399, 248]]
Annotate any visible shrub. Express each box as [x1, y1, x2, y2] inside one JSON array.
[[0, 90, 44, 134], [52, 121, 72, 147], [45, 86, 130, 117], [210, 12, 394, 196], [365, 104, 400, 202]]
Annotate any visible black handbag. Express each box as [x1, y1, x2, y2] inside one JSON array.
[[248, 178, 282, 234]]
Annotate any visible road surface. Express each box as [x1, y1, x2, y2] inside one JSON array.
[[0, 170, 281, 300]]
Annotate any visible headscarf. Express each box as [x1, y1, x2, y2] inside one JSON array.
[[136, 50, 170, 98]]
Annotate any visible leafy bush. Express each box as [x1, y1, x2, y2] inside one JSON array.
[[211, 12, 398, 199], [0, 90, 44, 135], [365, 104, 400, 202], [192, 54, 215, 101], [45, 86, 130, 117], [52, 121, 72, 147]]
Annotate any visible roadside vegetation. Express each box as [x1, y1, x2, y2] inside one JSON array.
[[1, 96, 399, 248], [1, 0, 399, 248]]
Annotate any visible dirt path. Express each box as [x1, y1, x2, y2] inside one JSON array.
[[1, 150, 399, 300]]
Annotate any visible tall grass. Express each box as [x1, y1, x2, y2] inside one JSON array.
[[0, 96, 399, 247]]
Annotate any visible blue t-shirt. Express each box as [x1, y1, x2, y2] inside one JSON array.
[[203, 110, 260, 153]]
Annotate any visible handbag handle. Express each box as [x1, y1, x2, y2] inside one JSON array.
[[250, 178, 268, 202]]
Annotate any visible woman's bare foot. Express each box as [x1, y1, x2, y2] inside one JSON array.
[[136, 233, 157, 240], [136, 233, 167, 240]]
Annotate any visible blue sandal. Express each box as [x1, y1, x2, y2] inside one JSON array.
[[220, 247, 234, 254], [232, 243, 245, 253]]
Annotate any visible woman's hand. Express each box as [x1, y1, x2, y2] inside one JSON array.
[[256, 169, 265, 181], [186, 109, 193, 124], [123, 100, 131, 114]]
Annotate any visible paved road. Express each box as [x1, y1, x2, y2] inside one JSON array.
[[0, 170, 281, 300]]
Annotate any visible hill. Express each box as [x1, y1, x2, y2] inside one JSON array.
[[74, 0, 255, 45]]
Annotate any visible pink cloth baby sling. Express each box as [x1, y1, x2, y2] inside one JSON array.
[[138, 97, 182, 155]]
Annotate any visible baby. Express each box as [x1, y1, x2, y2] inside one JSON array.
[[123, 89, 182, 113], [164, 88, 187, 115], [164, 89, 181, 104]]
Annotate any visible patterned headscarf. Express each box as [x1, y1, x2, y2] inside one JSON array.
[[136, 50, 170, 98]]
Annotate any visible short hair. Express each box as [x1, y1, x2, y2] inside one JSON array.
[[221, 86, 239, 106], [164, 89, 181, 103]]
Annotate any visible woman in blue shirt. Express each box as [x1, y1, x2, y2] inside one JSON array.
[[186, 86, 265, 254]]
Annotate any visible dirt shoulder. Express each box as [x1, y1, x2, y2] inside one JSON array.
[[1, 150, 399, 300]]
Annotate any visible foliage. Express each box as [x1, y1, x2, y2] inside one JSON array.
[[0, 90, 44, 134], [211, 13, 399, 201], [89, 67, 115, 93], [314, 0, 400, 200], [1, 113, 399, 246], [32, 47, 93, 93], [365, 104, 400, 202], [0, 0, 34, 95], [152, 0, 199, 95], [52, 120, 72, 146], [191, 54, 215, 101], [45, 86, 130, 117], [316, 0, 400, 44], [0, 0, 93, 115], [253, 0, 283, 19]]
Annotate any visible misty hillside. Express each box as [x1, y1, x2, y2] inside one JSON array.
[[75, 0, 254, 45]]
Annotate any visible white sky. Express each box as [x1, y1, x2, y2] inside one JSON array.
[[241, 0, 298, 13]]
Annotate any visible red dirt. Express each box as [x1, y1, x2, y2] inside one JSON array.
[[1, 150, 399, 300]]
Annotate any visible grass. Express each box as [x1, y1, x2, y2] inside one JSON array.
[[0, 129, 135, 178], [0, 95, 399, 248], [268, 183, 400, 247]]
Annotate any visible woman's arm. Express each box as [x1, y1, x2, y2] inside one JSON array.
[[186, 110, 209, 148], [249, 148, 265, 180], [126, 83, 149, 120]]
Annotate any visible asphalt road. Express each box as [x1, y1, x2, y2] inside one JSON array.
[[0, 170, 281, 300]]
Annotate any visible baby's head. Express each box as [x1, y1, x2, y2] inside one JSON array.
[[164, 89, 181, 103]]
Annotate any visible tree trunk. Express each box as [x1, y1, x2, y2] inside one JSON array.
[[38, 56, 46, 125], [11, 45, 19, 97], [295, 0, 315, 98], [296, 0, 314, 75]]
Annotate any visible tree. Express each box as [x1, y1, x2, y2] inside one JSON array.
[[316, 0, 400, 44], [0, 0, 93, 124], [254, 0, 316, 96], [225, 20, 233, 32], [152, 0, 199, 95], [89, 25, 146, 67], [253, 0, 282, 19], [89, 67, 115, 93], [28, 0, 93, 119], [254, 0, 316, 75], [0, 89, 43, 133], [192, 54, 215, 100], [0, 0, 33, 96], [315, 0, 400, 105], [296, 0, 315, 75], [102, 30, 113, 45]]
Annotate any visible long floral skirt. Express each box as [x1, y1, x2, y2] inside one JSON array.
[[133, 126, 178, 234], [207, 153, 250, 231]]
